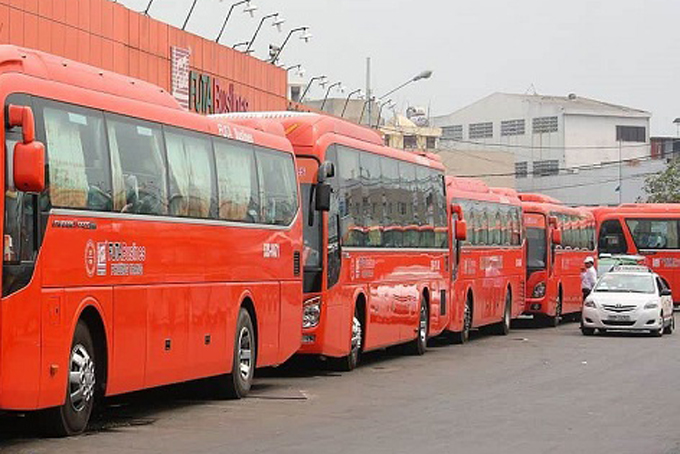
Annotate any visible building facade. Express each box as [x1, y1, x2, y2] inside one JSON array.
[[432, 93, 652, 204]]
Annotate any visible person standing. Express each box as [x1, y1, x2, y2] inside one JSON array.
[[581, 256, 597, 300]]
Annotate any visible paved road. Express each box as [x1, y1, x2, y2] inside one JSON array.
[[2, 320, 680, 454]]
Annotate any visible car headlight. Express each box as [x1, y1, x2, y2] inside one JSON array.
[[302, 297, 322, 328], [584, 299, 596, 308], [532, 282, 546, 298], [644, 301, 659, 310]]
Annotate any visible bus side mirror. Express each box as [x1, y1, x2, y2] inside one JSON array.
[[315, 183, 331, 212], [455, 220, 467, 241], [318, 161, 335, 183], [551, 228, 562, 246], [8, 105, 45, 193]]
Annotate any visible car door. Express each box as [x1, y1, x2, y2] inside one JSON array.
[[658, 276, 673, 320]]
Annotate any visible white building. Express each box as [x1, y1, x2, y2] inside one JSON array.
[[432, 93, 652, 204]]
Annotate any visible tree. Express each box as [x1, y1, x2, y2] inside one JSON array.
[[642, 157, 680, 202]]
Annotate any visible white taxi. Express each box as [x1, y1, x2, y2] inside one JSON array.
[[581, 266, 675, 336]]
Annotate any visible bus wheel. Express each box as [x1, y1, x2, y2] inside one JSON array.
[[493, 291, 512, 336], [547, 294, 562, 328], [408, 299, 428, 355], [451, 296, 473, 344], [42, 321, 97, 436], [329, 309, 362, 372], [214, 308, 256, 399]]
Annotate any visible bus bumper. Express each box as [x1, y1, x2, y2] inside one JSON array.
[[524, 296, 551, 316], [298, 299, 351, 359]]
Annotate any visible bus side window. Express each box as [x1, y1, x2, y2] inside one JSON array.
[[599, 219, 628, 254], [255, 147, 298, 226]]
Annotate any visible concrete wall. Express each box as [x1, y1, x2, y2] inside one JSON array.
[[432, 147, 516, 189]]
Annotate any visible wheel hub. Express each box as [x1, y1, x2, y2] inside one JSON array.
[[238, 327, 253, 380], [69, 344, 95, 412]]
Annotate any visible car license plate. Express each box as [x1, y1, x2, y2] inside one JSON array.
[[608, 314, 631, 321]]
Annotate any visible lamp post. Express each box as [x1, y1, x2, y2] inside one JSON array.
[[269, 27, 311, 64], [245, 13, 284, 54], [299, 76, 327, 103], [341, 89, 363, 118], [233, 41, 252, 53], [143, 0, 156, 15], [359, 96, 374, 125], [374, 99, 395, 128], [215, 0, 258, 43], [378, 69, 433, 100], [181, 0, 200, 31], [674, 118, 680, 137], [321, 82, 344, 110]]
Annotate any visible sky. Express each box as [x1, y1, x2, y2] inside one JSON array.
[[121, 0, 680, 135]]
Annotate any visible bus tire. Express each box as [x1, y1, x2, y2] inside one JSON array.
[[214, 308, 256, 399], [493, 290, 512, 336], [450, 296, 472, 344], [408, 298, 428, 355], [41, 321, 97, 437], [547, 293, 562, 328], [329, 307, 362, 372]]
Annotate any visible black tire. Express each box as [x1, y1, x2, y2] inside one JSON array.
[[450, 296, 472, 344], [408, 299, 428, 355], [329, 307, 362, 372], [547, 294, 562, 328], [599, 328, 608, 335], [664, 315, 675, 335], [493, 291, 512, 336], [41, 321, 97, 437], [214, 308, 256, 399], [652, 316, 664, 337], [581, 327, 595, 336]]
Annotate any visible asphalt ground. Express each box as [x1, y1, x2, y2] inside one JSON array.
[[1, 318, 679, 454]]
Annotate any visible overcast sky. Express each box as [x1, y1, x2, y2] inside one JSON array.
[[122, 0, 680, 135]]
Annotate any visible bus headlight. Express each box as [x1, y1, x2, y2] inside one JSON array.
[[303, 297, 322, 329], [532, 282, 546, 299]]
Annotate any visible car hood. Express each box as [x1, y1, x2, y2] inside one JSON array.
[[590, 292, 655, 305]]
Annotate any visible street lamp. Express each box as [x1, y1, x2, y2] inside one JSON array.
[[286, 64, 305, 77], [378, 69, 433, 100], [674, 118, 680, 137], [269, 27, 312, 64], [299, 75, 327, 103], [321, 82, 344, 110], [245, 13, 284, 54], [233, 41, 253, 54], [143, 0, 156, 15], [341, 89, 363, 118], [215, 0, 258, 44], [375, 99, 395, 128], [181, 0, 200, 31], [359, 96, 374, 125]]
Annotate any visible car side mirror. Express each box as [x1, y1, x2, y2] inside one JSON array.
[[660, 288, 672, 297], [8, 105, 45, 193], [315, 183, 331, 212]]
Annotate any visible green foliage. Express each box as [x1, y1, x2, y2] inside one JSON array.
[[643, 157, 680, 202]]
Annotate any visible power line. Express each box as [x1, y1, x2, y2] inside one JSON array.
[[439, 137, 680, 150]]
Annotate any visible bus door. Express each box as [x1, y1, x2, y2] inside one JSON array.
[[524, 213, 548, 299], [297, 157, 324, 296]]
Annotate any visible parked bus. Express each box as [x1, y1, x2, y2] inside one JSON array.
[[592, 204, 680, 308], [0, 46, 303, 435], [220, 112, 450, 371], [519, 194, 596, 325], [444, 178, 525, 342]]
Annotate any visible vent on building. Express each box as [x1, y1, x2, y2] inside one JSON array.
[[515, 161, 528, 178], [532, 116, 558, 134], [469, 122, 493, 139], [533, 159, 559, 177], [501, 119, 525, 136], [616, 125, 646, 143], [442, 125, 463, 140]]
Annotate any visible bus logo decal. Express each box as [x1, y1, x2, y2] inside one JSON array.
[[263, 243, 281, 258], [85, 240, 96, 277], [96, 242, 107, 276]]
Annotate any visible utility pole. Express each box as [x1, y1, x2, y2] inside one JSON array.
[[618, 139, 622, 204], [365, 57, 371, 126]]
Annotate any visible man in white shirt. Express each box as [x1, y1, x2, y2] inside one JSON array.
[[581, 256, 597, 300]]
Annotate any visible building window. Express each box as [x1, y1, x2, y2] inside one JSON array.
[[515, 161, 528, 178], [442, 125, 463, 140], [501, 119, 525, 136], [469, 122, 493, 139], [532, 116, 558, 134], [426, 136, 436, 149], [533, 159, 559, 177], [403, 135, 418, 149], [616, 125, 646, 143]]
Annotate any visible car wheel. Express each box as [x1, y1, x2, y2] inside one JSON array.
[[41, 321, 97, 436], [581, 327, 595, 336], [653, 317, 664, 337], [598, 328, 608, 335], [664, 314, 675, 335]]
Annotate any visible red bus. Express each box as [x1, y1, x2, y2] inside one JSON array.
[[520, 194, 596, 325], [592, 204, 680, 308], [445, 178, 525, 342], [0, 46, 303, 435], [221, 112, 450, 370]]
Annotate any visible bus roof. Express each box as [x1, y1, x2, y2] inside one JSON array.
[[446, 176, 521, 205], [0, 45, 181, 110], [518, 193, 563, 204], [220, 111, 445, 170], [519, 192, 593, 218], [590, 203, 680, 219]]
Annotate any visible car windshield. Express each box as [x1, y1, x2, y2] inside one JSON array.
[[594, 273, 656, 294]]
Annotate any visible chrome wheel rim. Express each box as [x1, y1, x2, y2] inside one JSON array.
[[69, 344, 95, 412], [505, 294, 511, 328], [351, 315, 362, 354], [419, 305, 427, 344], [238, 327, 253, 381], [463, 302, 472, 336]]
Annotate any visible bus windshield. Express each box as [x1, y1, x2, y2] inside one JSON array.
[[527, 227, 547, 270], [625, 219, 680, 250]]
